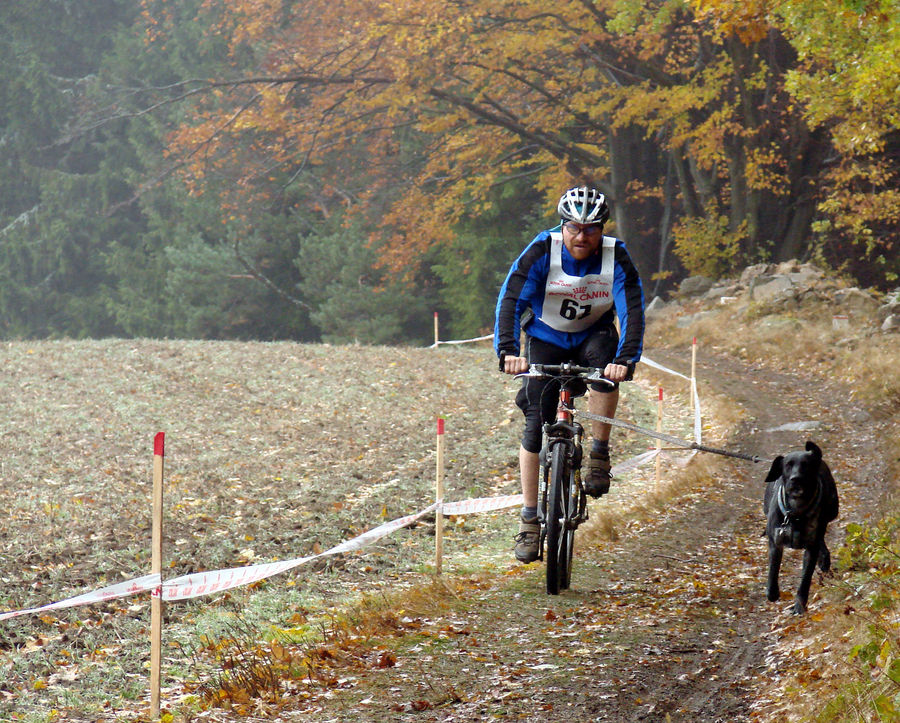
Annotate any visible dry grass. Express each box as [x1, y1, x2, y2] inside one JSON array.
[[582, 369, 743, 544], [191, 575, 481, 715], [583, 455, 727, 544], [651, 298, 900, 413], [846, 343, 900, 413], [583, 452, 724, 532]]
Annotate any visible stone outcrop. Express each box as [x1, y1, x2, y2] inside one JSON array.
[[658, 261, 896, 334], [678, 276, 715, 296]]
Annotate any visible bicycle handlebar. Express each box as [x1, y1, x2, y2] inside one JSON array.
[[514, 363, 616, 388]]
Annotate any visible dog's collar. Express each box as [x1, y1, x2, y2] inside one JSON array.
[[777, 477, 823, 521]]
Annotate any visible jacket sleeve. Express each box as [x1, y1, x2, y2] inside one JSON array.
[[611, 240, 645, 365], [494, 236, 549, 357]]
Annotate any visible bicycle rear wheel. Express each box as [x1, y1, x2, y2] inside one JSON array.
[[545, 443, 570, 595]]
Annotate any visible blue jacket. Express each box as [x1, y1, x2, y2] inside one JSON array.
[[494, 228, 645, 363]]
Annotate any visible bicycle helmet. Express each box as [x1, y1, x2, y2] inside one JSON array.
[[557, 186, 610, 226]]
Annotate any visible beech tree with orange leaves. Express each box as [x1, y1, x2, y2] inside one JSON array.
[[8, 0, 888, 340], [2, 0, 896, 341], [150, 0, 900, 311]]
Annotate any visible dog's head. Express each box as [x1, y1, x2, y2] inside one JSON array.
[[765, 440, 823, 506]]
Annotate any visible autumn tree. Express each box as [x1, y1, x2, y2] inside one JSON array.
[[5, 0, 894, 340], [156, 0, 891, 316], [771, 0, 899, 286]]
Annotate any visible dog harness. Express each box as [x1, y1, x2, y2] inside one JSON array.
[[775, 478, 823, 548]]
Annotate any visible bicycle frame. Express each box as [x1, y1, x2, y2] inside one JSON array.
[[515, 363, 613, 594], [537, 385, 588, 544]]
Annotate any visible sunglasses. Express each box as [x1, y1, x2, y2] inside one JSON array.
[[562, 221, 603, 237]]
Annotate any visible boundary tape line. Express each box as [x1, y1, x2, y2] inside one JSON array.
[[0, 350, 699, 620], [429, 333, 492, 348], [0, 499, 513, 617], [0, 575, 161, 622], [643, 354, 702, 444]]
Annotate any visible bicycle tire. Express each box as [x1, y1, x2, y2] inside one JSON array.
[[559, 474, 576, 590], [545, 443, 569, 595]]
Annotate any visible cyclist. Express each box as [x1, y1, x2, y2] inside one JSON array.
[[494, 185, 645, 563]]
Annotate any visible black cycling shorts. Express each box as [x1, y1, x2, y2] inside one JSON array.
[[515, 327, 619, 453]]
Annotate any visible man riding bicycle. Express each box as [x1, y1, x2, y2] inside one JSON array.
[[494, 186, 645, 563]]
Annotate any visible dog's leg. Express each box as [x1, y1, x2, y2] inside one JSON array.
[[817, 539, 831, 573], [795, 545, 821, 614], [766, 543, 783, 602]]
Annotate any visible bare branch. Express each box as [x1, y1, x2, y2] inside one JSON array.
[[58, 72, 395, 145], [232, 238, 313, 312], [428, 86, 612, 194]]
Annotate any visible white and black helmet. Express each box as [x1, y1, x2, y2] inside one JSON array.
[[557, 186, 610, 226]]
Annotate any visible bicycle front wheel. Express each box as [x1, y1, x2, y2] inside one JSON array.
[[558, 460, 580, 590], [545, 443, 570, 595]]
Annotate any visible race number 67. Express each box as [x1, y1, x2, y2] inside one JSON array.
[[561, 298, 592, 320]]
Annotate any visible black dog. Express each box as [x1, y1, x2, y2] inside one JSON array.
[[763, 440, 839, 614]]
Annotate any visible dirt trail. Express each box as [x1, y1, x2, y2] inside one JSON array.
[[319, 348, 886, 723]]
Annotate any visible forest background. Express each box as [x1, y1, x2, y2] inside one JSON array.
[[1, 0, 897, 344]]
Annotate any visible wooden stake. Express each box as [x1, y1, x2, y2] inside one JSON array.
[[435, 418, 445, 575], [655, 388, 663, 489], [433, 312, 439, 348], [150, 432, 165, 719], [690, 337, 697, 413]]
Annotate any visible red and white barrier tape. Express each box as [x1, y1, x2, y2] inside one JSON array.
[[0, 505, 443, 615], [441, 494, 523, 516], [0, 575, 161, 622], [0, 443, 680, 617], [642, 354, 702, 445], [640, 355, 690, 381], [161, 504, 438, 601], [161, 559, 312, 602], [691, 376, 702, 444], [429, 333, 493, 349], [2, 352, 702, 620], [611, 448, 659, 475]]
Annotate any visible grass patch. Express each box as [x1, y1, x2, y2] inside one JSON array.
[[181, 575, 491, 718]]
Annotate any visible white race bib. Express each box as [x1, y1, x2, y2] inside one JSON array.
[[539, 233, 615, 332]]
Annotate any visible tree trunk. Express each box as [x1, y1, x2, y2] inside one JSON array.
[[672, 149, 703, 219], [606, 125, 664, 279]]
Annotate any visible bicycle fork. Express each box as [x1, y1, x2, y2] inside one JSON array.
[[537, 429, 587, 560]]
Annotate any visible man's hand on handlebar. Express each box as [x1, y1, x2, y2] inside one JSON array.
[[501, 354, 529, 375], [603, 363, 630, 383]]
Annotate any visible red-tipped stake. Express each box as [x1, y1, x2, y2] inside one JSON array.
[[150, 433, 165, 718], [435, 418, 445, 575]]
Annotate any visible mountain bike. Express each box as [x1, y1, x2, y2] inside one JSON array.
[[516, 363, 615, 594]]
